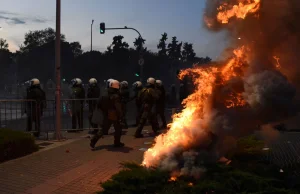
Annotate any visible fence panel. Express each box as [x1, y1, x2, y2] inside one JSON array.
[[0, 98, 174, 136], [0, 99, 38, 131]]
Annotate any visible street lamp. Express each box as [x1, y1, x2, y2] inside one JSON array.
[[91, 19, 94, 51]]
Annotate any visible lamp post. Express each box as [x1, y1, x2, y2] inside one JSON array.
[[91, 19, 94, 51], [55, 0, 62, 140]]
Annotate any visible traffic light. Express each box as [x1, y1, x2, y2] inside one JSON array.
[[135, 67, 140, 77], [100, 22, 105, 34]]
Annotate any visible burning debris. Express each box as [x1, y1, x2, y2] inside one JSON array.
[[142, 0, 300, 179]]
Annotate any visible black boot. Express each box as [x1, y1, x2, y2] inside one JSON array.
[[114, 142, 125, 147], [134, 133, 144, 138]]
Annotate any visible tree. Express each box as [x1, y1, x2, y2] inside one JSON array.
[[167, 36, 182, 61], [182, 42, 196, 62], [197, 56, 212, 64], [111, 35, 129, 52], [157, 32, 168, 57], [0, 38, 9, 50], [69, 42, 83, 58], [22, 28, 65, 52], [133, 36, 146, 53], [16, 28, 74, 82]]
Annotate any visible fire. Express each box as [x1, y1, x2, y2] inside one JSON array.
[[273, 56, 281, 69], [217, 0, 261, 24], [169, 176, 177, 182], [142, 0, 295, 181], [225, 92, 246, 108], [142, 47, 248, 168]]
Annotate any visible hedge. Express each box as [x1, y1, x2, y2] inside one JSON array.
[[0, 128, 39, 163], [98, 135, 300, 194]]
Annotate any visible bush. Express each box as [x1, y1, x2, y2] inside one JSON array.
[[99, 162, 297, 194], [98, 135, 300, 194], [0, 128, 39, 163], [227, 135, 265, 161]]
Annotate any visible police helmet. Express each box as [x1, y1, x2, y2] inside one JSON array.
[[89, 78, 97, 85], [106, 78, 114, 88], [120, 81, 128, 88], [31, 78, 40, 86], [147, 77, 155, 85], [109, 80, 120, 89], [133, 81, 142, 88], [156, 80, 162, 86], [76, 78, 82, 85], [71, 78, 82, 86]]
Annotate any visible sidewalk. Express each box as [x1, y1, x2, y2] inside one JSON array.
[[0, 127, 156, 194]]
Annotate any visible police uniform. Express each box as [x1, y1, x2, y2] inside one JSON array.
[[155, 84, 167, 129], [25, 79, 46, 137], [179, 83, 185, 103], [120, 83, 130, 129], [171, 84, 177, 106], [87, 82, 100, 130], [134, 79, 159, 138], [70, 83, 85, 130], [100, 79, 114, 135], [134, 86, 143, 126], [90, 84, 124, 149]]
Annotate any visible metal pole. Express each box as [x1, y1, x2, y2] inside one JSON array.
[[55, 0, 61, 140], [91, 19, 94, 52], [140, 65, 143, 82]]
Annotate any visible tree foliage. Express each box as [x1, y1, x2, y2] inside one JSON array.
[[2, 27, 213, 86], [22, 28, 65, 52], [0, 38, 9, 50], [182, 42, 196, 62], [157, 32, 168, 57]]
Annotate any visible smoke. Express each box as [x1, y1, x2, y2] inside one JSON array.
[[205, 0, 300, 86], [143, 0, 300, 178]]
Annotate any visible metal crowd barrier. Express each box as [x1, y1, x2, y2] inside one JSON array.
[[0, 99, 98, 133], [0, 98, 135, 132], [0, 98, 176, 138]]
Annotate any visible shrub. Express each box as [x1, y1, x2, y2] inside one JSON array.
[[99, 162, 297, 194], [0, 128, 39, 163], [98, 135, 300, 194], [227, 135, 265, 161]]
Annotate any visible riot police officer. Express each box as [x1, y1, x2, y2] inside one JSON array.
[[170, 84, 177, 106], [87, 78, 100, 134], [90, 80, 124, 149], [25, 78, 46, 137], [155, 80, 167, 129], [179, 83, 185, 103], [132, 81, 143, 126], [120, 81, 130, 129], [134, 77, 160, 138], [70, 78, 85, 131], [100, 78, 115, 134]]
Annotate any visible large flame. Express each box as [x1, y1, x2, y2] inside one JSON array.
[[142, 0, 298, 179], [142, 0, 260, 169], [143, 46, 248, 167], [217, 0, 261, 24]]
